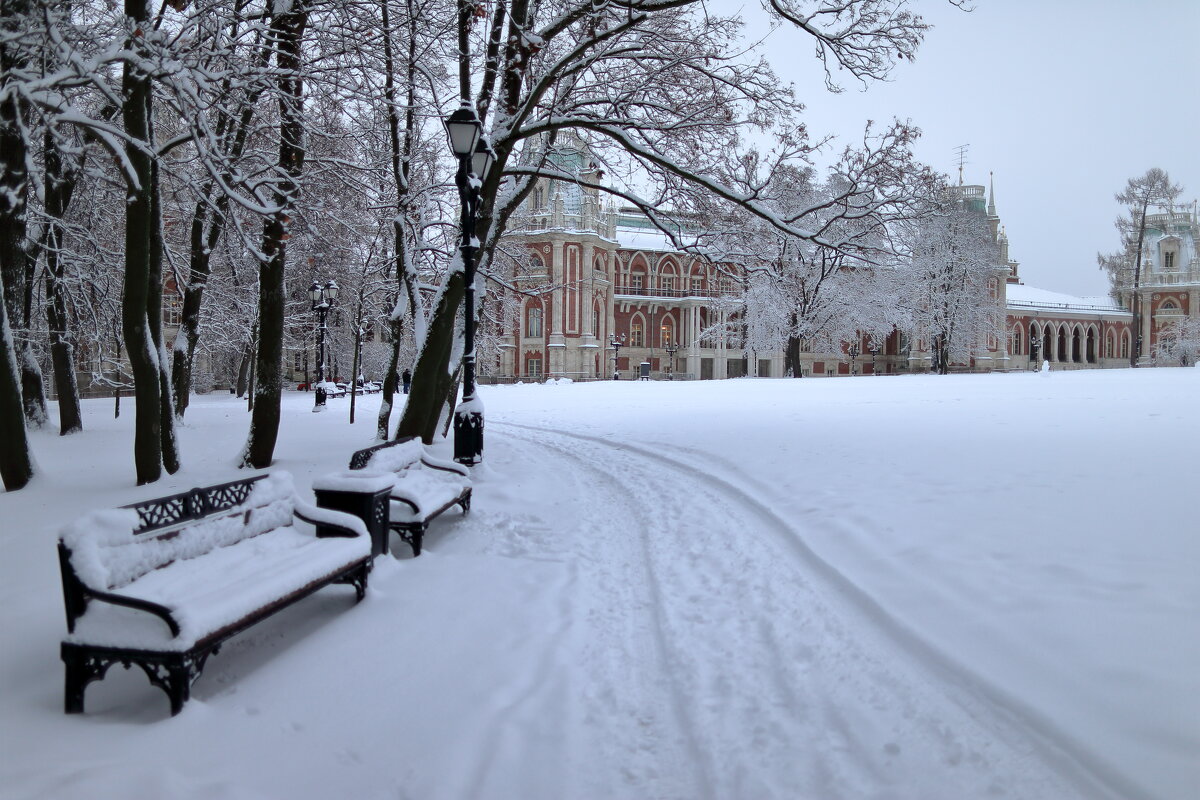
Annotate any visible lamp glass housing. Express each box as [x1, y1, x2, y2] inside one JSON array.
[[471, 139, 495, 180], [444, 106, 482, 158], [324, 280, 339, 301], [309, 282, 322, 303]]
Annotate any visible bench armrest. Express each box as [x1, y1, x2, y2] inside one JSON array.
[[419, 454, 470, 478], [293, 497, 368, 538]]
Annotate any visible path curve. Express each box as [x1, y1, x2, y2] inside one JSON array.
[[485, 420, 1127, 800]]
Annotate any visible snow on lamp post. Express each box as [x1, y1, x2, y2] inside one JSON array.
[[609, 333, 626, 379], [310, 279, 339, 411], [445, 103, 494, 465], [869, 343, 879, 375], [848, 342, 860, 376]]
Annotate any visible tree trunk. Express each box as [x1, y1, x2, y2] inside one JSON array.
[[242, 1, 308, 468], [0, 250, 33, 491], [396, 271, 464, 443], [43, 129, 83, 435], [148, 153, 179, 473], [377, 318, 402, 440], [236, 342, 251, 397], [784, 330, 803, 378], [1129, 199, 1149, 368], [122, 0, 168, 484], [0, 14, 48, 430], [375, 0, 421, 440]]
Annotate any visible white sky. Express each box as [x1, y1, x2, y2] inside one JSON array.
[[720, 0, 1200, 296]]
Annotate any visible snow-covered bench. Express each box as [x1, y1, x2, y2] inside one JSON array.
[[348, 437, 472, 556], [57, 472, 372, 716]]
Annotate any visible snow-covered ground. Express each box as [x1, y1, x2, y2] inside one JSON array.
[[2, 368, 1197, 800]]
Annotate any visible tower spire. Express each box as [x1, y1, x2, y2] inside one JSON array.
[[988, 171, 996, 217]]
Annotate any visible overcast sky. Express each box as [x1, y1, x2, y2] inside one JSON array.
[[721, 0, 1199, 297]]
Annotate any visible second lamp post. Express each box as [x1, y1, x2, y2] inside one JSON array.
[[444, 102, 495, 465], [310, 279, 339, 411]]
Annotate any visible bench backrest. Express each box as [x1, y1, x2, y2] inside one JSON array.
[[60, 473, 297, 594], [349, 436, 424, 472]]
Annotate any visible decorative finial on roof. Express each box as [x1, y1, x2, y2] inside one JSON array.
[[988, 172, 996, 217]]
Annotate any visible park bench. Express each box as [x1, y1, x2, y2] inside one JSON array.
[[348, 437, 472, 556], [57, 471, 372, 716]]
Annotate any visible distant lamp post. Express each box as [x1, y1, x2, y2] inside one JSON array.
[[869, 343, 879, 375], [1030, 333, 1041, 369], [609, 333, 626, 379], [445, 102, 494, 465], [664, 340, 679, 380], [848, 342, 860, 375], [310, 279, 339, 411]]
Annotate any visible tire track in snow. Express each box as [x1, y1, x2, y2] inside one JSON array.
[[492, 420, 1135, 800], [493, 430, 714, 799]]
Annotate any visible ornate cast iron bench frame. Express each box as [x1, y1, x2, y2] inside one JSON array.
[[349, 437, 472, 556], [58, 474, 371, 716]]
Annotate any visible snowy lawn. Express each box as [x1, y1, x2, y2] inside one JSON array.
[[1, 369, 1196, 800]]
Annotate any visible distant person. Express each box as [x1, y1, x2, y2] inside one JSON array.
[[402, 369, 412, 394]]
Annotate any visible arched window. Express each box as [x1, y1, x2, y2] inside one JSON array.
[[526, 306, 543, 338], [1120, 332, 1130, 359], [594, 305, 602, 340], [1105, 332, 1114, 359], [660, 317, 674, 347], [630, 318, 644, 347]]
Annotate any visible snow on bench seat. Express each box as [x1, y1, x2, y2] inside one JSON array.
[[65, 524, 369, 651], [349, 437, 472, 556], [57, 471, 372, 715]]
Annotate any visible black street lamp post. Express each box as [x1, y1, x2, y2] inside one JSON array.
[[869, 343, 879, 375], [664, 341, 679, 380], [848, 342, 860, 375], [609, 333, 626, 379], [1030, 334, 1041, 369], [309, 279, 339, 411], [445, 102, 495, 466]]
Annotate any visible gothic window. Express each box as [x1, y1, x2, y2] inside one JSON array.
[[526, 306, 543, 338], [526, 357, 542, 378], [660, 319, 674, 347], [1120, 333, 1129, 359], [691, 277, 703, 294], [1164, 251, 1175, 270], [631, 320, 644, 347], [594, 306, 602, 339], [1105, 333, 1114, 359], [660, 275, 674, 294], [163, 295, 182, 326], [631, 274, 643, 291]]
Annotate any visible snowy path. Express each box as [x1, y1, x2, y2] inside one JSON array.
[[483, 420, 1116, 800]]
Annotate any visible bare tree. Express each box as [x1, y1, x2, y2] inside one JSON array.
[[242, 0, 310, 469], [1152, 316, 1200, 367], [397, 0, 958, 442], [1098, 168, 1184, 367], [905, 186, 1002, 374]]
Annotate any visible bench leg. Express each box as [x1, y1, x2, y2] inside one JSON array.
[[411, 524, 426, 557], [63, 646, 107, 714], [136, 652, 207, 716], [167, 663, 191, 716]]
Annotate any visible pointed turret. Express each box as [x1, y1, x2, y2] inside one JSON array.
[[988, 172, 997, 217]]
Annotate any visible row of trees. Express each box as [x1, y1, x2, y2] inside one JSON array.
[[1, 0, 978, 491]]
